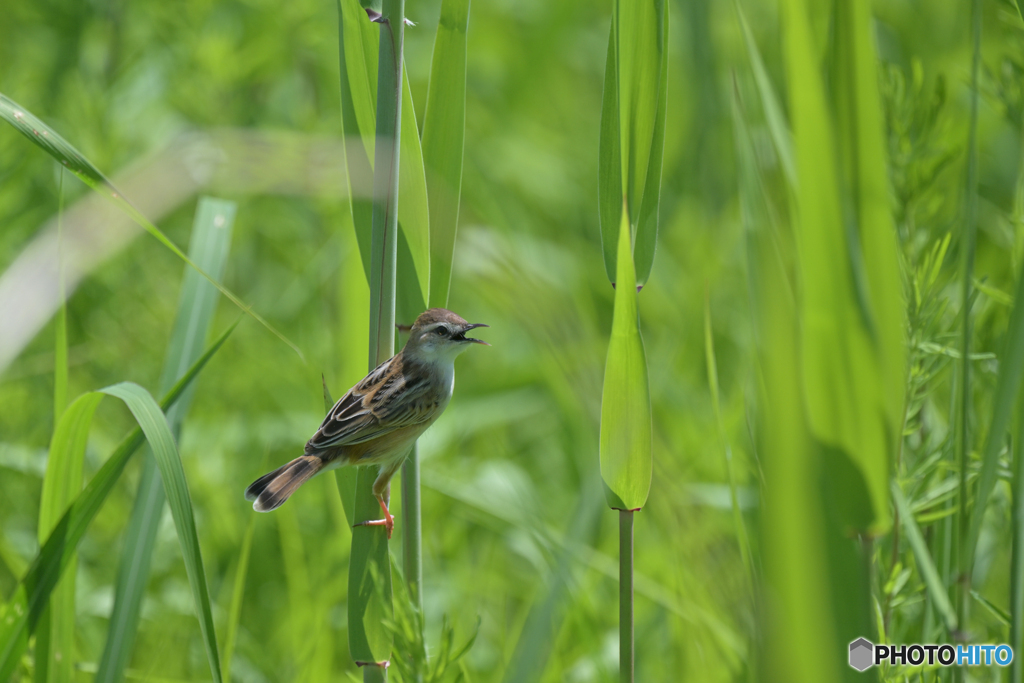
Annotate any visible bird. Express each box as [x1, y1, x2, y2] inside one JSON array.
[[244, 308, 488, 538]]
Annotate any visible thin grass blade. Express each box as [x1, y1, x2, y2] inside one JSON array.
[[221, 507, 255, 683], [735, 2, 796, 188], [704, 292, 752, 582], [892, 482, 958, 632], [967, 253, 1024, 561], [35, 166, 72, 683], [1012, 405, 1024, 683], [0, 93, 301, 360]]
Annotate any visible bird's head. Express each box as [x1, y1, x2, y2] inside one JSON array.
[[403, 308, 489, 364]]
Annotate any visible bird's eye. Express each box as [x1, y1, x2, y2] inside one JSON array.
[[435, 327, 448, 336]]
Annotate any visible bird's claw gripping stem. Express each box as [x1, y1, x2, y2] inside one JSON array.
[[352, 497, 395, 539]]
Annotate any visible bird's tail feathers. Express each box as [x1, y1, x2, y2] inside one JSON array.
[[245, 455, 323, 512]]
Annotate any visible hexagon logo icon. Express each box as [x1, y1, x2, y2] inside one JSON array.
[[849, 638, 874, 671]]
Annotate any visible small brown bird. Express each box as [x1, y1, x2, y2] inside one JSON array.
[[245, 308, 488, 538]]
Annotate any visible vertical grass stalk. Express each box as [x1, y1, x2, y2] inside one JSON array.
[[619, 510, 635, 683], [348, 0, 406, 677], [1012, 412, 1024, 683], [956, 0, 982, 644]]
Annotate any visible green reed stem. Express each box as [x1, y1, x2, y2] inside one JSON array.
[[956, 0, 982, 651], [620, 510, 635, 683], [402, 446, 423, 612], [1012, 414, 1024, 683], [350, 0, 406, 679]]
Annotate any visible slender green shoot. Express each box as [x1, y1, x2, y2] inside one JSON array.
[[619, 510, 634, 683], [957, 0, 983, 641]]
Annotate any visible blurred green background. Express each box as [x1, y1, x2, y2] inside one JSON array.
[[2, 0, 1023, 680]]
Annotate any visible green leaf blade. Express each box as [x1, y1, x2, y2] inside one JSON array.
[[422, 0, 469, 308], [599, 207, 653, 510], [398, 67, 431, 307], [597, 0, 667, 286], [99, 383, 222, 683], [0, 93, 302, 362]]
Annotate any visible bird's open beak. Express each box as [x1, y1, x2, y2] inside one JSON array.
[[455, 323, 490, 345]]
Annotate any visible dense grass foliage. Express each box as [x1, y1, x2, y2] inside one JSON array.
[[3, 0, 1024, 681]]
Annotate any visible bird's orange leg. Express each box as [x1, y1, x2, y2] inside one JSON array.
[[352, 492, 395, 539]]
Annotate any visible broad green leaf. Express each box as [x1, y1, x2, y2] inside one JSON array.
[[96, 197, 235, 683], [831, 0, 906, 436], [892, 482, 958, 632], [597, 0, 668, 286], [0, 93, 301, 361], [0, 326, 234, 681], [599, 207, 652, 510], [785, 0, 898, 533], [422, 0, 470, 308]]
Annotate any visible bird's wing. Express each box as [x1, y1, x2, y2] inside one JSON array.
[[306, 356, 436, 451]]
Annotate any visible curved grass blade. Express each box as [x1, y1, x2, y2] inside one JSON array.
[[422, 0, 469, 308], [0, 93, 302, 361], [99, 383, 222, 683], [0, 324, 234, 681], [892, 482, 958, 632], [599, 206, 652, 511], [735, 2, 796, 188], [96, 197, 235, 683], [967, 259, 1024, 556]]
